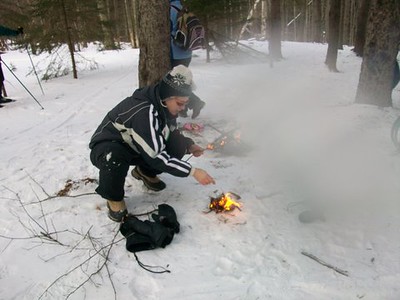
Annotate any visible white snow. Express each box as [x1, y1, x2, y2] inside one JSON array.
[[0, 41, 399, 300]]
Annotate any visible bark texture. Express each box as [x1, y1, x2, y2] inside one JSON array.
[[355, 0, 400, 106], [137, 0, 170, 87]]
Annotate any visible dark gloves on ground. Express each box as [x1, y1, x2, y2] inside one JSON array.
[[120, 214, 174, 252], [17, 27, 24, 35], [125, 233, 155, 253], [152, 204, 180, 233]]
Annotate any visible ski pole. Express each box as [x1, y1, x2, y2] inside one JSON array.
[[25, 44, 45, 95], [0, 57, 44, 109]]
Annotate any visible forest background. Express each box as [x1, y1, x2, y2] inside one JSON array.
[[0, 0, 399, 107], [1, 1, 400, 299]]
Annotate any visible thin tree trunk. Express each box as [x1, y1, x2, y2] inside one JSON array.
[[261, 0, 267, 39], [237, 0, 260, 41], [204, 16, 211, 63], [338, 0, 344, 49], [269, 0, 283, 59], [60, 0, 77, 79], [325, 0, 341, 72], [97, 0, 116, 49], [131, 0, 139, 48], [112, 0, 121, 47], [137, 0, 170, 87], [355, 0, 400, 107], [124, 0, 135, 46], [312, 0, 322, 42]]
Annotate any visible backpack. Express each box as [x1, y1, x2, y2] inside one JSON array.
[[171, 5, 205, 51]]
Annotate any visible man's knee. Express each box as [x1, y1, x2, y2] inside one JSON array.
[[90, 142, 131, 170], [90, 142, 132, 201]]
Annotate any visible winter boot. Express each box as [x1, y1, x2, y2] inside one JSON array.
[[107, 200, 128, 222], [131, 166, 166, 192]]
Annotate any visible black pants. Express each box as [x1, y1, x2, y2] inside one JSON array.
[[171, 58, 202, 110], [90, 131, 188, 201]]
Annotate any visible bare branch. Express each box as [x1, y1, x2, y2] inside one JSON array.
[[39, 228, 123, 300], [301, 251, 349, 277]]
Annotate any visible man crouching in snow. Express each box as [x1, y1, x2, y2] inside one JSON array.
[[89, 65, 215, 222]]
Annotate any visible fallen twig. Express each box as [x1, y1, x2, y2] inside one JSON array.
[[28, 192, 98, 204], [301, 251, 349, 277], [39, 228, 123, 300]]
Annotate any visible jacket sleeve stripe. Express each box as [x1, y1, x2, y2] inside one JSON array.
[[158, 152, 191, 173], [148, 105, 161, 154]]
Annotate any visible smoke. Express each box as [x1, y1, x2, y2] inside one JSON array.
[[199, 55, 399, 219]]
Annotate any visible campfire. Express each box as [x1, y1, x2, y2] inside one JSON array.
[[208, 192, 242, 213]]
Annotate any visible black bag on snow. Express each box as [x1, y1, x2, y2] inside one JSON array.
[[152, 204, 180, 233], [120, 215, 174, 252], [120, 204, 180, 253]]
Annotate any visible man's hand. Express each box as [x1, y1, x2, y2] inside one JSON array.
[[192, 168, 215, 185], [188, 144, 204, 157]]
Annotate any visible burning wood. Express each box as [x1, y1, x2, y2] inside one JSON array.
[[206, 129, 249, 156], [208, 192, 242, 213], [207, 130, 239, 150]]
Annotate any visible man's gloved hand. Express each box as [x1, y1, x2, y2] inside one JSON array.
[[17, 27, 24, 35], [152, 204, 180, 233]]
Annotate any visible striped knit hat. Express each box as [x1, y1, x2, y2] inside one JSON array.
[[159, 65, 195, 100]]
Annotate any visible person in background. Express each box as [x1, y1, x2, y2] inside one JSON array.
[[170, 0, 205, 119], [89, 65, 215, 222], [0, 25, 23, 105]]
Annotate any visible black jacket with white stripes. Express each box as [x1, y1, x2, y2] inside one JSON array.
[[89, 84, 194, 177]]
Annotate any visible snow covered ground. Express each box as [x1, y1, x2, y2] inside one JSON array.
[[0, 41, 399, 300]]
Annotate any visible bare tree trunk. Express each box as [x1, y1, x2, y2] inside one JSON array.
[[237, 0, 260, 41], [124, 0, 135, 46], [269, 0, 283, 59], [204, 16, 211, 63], [355, 0, 400, 107], [325, 0, 341, 72], [305, 0, 311, 41], [112, 0, 121, 47], [347, 0, 357, 45], [353, 0, 371, 56], [97, 0, 116, 49], [312, 0, 322, 42], [137, 0, 170, 87], [131, 0, 139, 48], [298, 0, 306, 42], [261, 0, 267, 39], [60, 0, 77, 79], [338, 0, 345, 49]]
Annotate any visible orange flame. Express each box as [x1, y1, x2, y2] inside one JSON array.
[[209, 192, 242, 212], [207, 131, 241, 151]]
